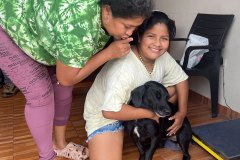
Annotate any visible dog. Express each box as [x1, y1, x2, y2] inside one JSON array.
[[124, 81, 192, 160]]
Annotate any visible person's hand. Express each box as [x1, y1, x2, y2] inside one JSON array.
[[166, 112, 186, 136], [142, 109, 159, 123], [149, 114, 160, 123], [106, 37, 133, 59]]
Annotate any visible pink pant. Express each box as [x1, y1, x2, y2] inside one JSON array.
[[0, 27, 73, 159]]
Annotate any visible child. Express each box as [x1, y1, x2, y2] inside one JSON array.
[[84, 11, 189, 160]]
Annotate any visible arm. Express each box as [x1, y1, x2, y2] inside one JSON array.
[[102, 104, 155, 121], [167, 79, 189, 135], [56, 38, 133, 86], [175, 79, 189, 116]]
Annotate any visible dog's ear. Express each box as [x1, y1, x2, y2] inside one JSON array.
[[129, 85, 146, 107]]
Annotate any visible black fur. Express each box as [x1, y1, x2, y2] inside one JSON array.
[[124, 81, 192, 160]]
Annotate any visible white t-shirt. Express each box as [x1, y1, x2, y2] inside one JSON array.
[[84, 49, 188, 136]]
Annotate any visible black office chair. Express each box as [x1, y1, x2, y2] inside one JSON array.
[[172, 13, 234, 117]]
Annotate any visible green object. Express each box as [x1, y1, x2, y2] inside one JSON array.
[[0, 0, 109, 68]]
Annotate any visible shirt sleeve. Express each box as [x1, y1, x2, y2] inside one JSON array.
[[55, 29, 95, 68], [50, 1, 108, 68], [161, 53, 188, 87], [100, 64, 135, 112]]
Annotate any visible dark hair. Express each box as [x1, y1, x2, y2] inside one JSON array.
[[99, 0, 153, 19], [136, 11, 176, 40]]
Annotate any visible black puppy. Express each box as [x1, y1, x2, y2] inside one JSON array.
[[124, 81, 192, 160]]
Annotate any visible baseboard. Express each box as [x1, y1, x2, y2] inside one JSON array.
[[189, 90, 240, 119]]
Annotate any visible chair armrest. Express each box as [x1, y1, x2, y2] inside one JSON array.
[[182, 44, 224, 69], [186, 44, 223, 51], [171, 38, 189, 42]]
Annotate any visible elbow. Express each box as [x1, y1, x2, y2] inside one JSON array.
[[56, 75, 74, 87], [102, 110, 111, 119], [57, 80, 73, 87], [102, 110, 116, 119]]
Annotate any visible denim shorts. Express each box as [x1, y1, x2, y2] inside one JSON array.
[[87, 121, 124, 142]]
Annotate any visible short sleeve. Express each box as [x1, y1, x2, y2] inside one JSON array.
[[52, 1, 109, 68], [55, 29, 97, 68], [161, 53, 188, 87]]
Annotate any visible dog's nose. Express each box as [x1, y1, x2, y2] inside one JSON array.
[[156, 108, 171, 117], [163, 108, 171, 116]]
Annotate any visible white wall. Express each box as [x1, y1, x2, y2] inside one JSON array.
[[154, 0, 240, 112]]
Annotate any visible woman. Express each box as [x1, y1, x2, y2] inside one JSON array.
[[0, 0, 153, 159], [84, 11, 189, 160]]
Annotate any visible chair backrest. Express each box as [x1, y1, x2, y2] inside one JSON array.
[[189, 13, 234, 47], [188, 13, 234, 68]]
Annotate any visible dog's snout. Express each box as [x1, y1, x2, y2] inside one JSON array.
[[155, 106, 171, 117], [163, 108, 171, 116]]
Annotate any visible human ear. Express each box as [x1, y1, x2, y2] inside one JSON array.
[[101, 5, 112, 23]]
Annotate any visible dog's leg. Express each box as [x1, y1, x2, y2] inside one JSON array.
[[177, 126, 192, 160], [178, 141, 190, 160], [144, 136, 160, 160], [134, 141, 146, 160]]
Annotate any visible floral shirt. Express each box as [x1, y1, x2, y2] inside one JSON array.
[[0, 0, 110, 67]]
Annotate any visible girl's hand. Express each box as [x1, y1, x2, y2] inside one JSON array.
[[149, 114, 160, 123], [167, 112, 186, 136], [106, 38, 133, 59]]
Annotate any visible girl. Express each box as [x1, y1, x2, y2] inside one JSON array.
[[84, 11, 189, 160]]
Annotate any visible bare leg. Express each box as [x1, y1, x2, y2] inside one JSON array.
[[88, 130, 124, 160], [53, 126, 68, 149]]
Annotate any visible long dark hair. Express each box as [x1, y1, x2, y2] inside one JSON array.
[[132, 11, 176, 45]]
